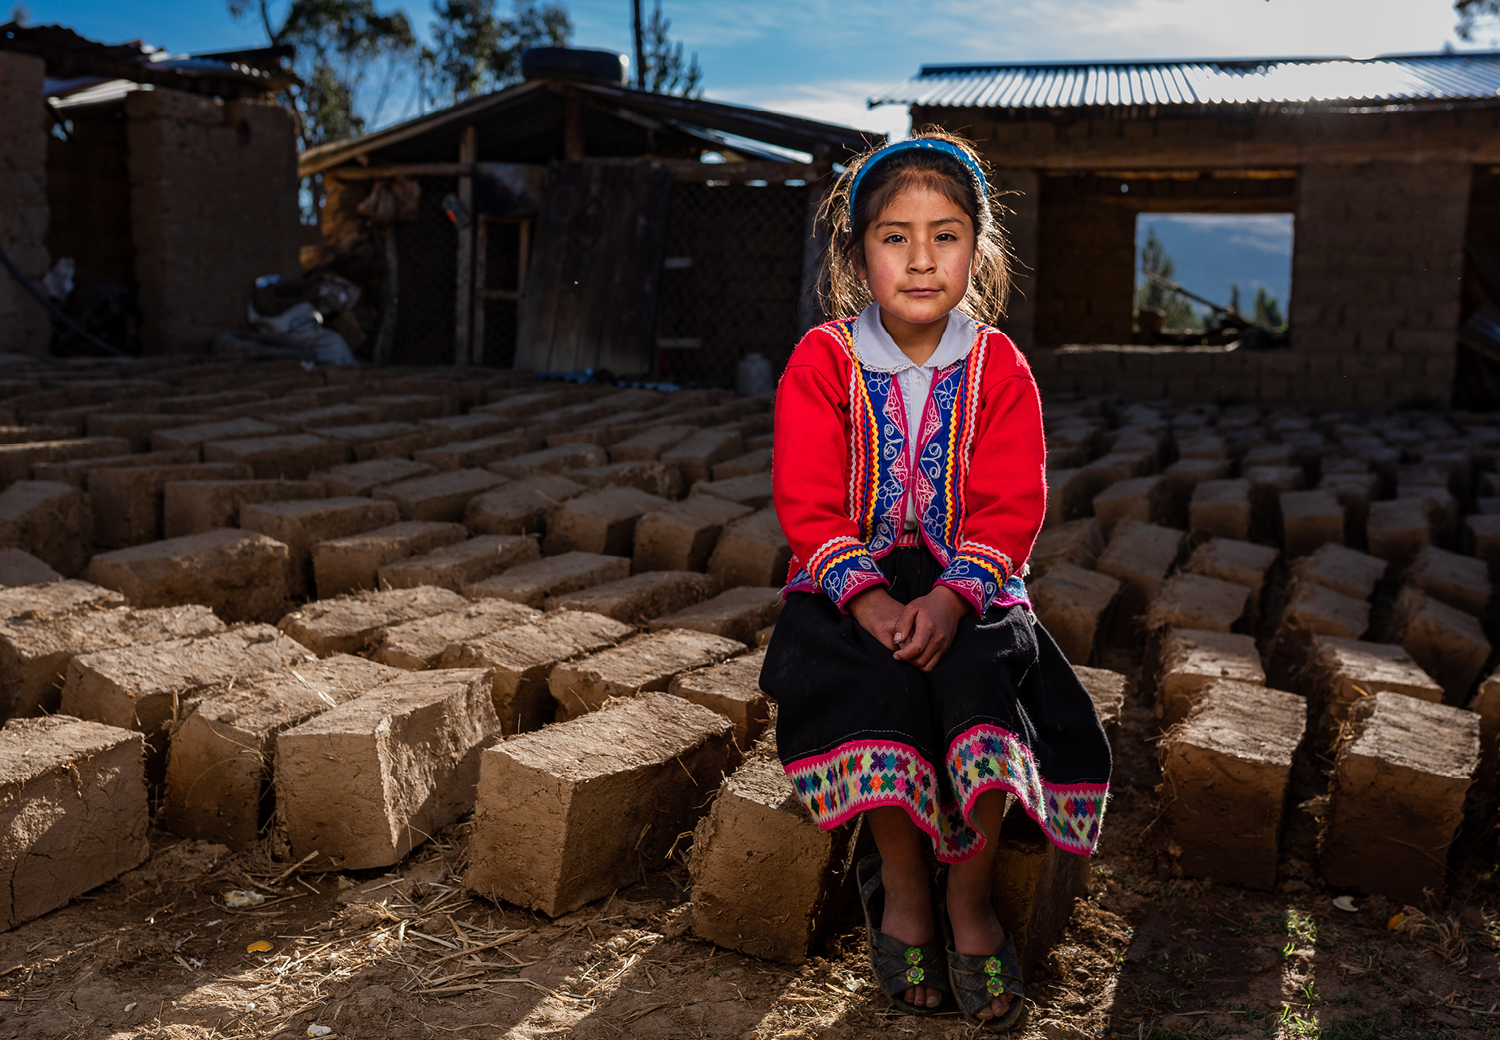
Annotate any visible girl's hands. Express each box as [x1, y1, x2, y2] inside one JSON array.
[[849, 585, 971, 672]]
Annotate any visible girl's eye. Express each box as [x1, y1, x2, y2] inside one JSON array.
[[884, 233, 906, 244], [936, 232, 956, 242]]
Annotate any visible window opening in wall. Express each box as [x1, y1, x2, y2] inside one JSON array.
[[1134, 213, 1293, 350]]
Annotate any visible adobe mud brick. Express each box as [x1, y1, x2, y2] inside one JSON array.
[[371, 599, 541, 670], [413, 432, 529, 472], [543, 486, 670, 557], [1280, 580, 1369, 640], [1162, 458, 1231, 519], [1075, 665, 1126, 739], [1470, 673, 1500, 811], [421, 412, 508, 441], [661, 427, 745, 484], [549, 570, 712, 624], [1096, 519, 1185, 626], [1320, 471, 1381, 540], [649, 585, 783, 645], [278, 668, 499, 870], [1029, 563, 1121, 666], [1305, 636, 1443, 750], [467, 692, 736, 916], [634, 496, 753, 572], [464, 475, 585, 536], [203, 434, 349, 481], [86, 530, 292, 624], [1367, 498, 1432, 568], [311, 521, 467, 597], [86, 412, 211, 452], [1279, 489, 1345, 559], [354, 394, 456, 424], [0, 580, 123, 621], [688, 736, 861, 963], [0, 438, 132, 486], [467, 551, 629, 606], [0, 717, 148, 931], [1156, 629, 1265, 727], [707, 508, 790, 588], [263, 403, 376, 432], [0, 548, 59, 587], [0, 480, 91, 575], [374, 468, 507, 523], [241, 496, 399, 596], [1185, 538, 1278, 603], [668, 646, 770, 747], [1083, 450, 1153, 487], [33, 449, 200, 488], [565, 460, 679, 500], [1189, 479, 1253, 541], [550, 628, 744, 721], [1466, 513, 1500, 569], [91, 463, 253, 548], [607, 423, 698, 462], [1028, 518, 1104, 579], [1320, 692, 1479, 903], [1405, 546, 1491, 615], [1290, 543, 1388, 600], [60, 624, 310, 777], [689, 473, 773, 509], [278, 586, 467, 656], [151, 417, 278, 454], [0, 604, 223, 719], [1145, 574, 1250, 636], [312, 458, 435, 498], [1044, 468, 1090, 526], [379, 534, 538, 592], [163, 479, 325, 538], [1389, 585, 1491, 702], [1159, 680, 1305, 890], [440, 610, 633, 731], [1091, 475, 1172, 535], [1398, 485, 1457, 544], [713, 449, 772, 481], [988, 808, 1092, 975], [489, 444, 607, 479], [162, 654, 401, 849]]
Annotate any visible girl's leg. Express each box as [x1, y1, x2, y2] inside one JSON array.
[[944, 790, 1013, 1020], [865, 806, 942, 1009]]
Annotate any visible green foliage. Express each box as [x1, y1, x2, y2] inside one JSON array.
[[1253, 284, 1285, 329], [1135, 228, 1199, 330], [1457, 0, 1500, 40], [426, 0, 572, 104], [227, 0, 418, 146], [1286, 907, 1319, 946], [640, 0, 703, 97]]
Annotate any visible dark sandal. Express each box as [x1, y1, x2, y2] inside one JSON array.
[[941, 896, 1025, 1031], [856, 853, 949, 1015]]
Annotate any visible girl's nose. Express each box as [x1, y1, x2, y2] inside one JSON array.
[[908, 243, 937, 272]]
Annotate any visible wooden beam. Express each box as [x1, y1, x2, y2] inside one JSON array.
[[454, 124, 477, 367], [564, 95, 584, 161], [325, 163, 473, 180], [472, 217, 489, 366]]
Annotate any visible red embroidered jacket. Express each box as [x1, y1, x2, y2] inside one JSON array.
[[772, 317, 1046, 615]]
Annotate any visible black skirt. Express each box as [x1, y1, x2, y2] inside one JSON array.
[[760, 546, 1112, 863]]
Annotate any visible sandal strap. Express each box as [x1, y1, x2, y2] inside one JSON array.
[[869, 928, 949, 995], [948, 934, 1024, 1012]]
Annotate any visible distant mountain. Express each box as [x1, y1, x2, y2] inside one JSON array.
[[1136, 213, 1293, 320]]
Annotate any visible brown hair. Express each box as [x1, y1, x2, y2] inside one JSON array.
[[818, 128, 1011, 324]]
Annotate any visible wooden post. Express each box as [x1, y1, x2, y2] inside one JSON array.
[[563, 95, 584, 161], [373, 224, 399, 365], [454, 124, 477, 366], [472, 217, 490, 367]]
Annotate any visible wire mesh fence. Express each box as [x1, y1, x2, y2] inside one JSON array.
[[652, 181, 813, 385], [391, 175, 460, 366]]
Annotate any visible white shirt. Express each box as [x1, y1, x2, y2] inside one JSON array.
[[852, 303, 978, 529]]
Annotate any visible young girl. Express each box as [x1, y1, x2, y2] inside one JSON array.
[[760, 131, 1111, 1030]]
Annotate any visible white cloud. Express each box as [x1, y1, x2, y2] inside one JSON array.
[[710, 80, 911, 141]]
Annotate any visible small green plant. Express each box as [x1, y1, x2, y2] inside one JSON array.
[[1299, 979, 1319, 1004], [1280, 1003, 1319, 1037], [1286, 907, 1319, 946]]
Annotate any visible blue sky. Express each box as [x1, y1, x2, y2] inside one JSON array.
[[17, 0, 1480, 139]]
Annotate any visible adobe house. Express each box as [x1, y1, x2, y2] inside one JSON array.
[[871, 53, 1500, 407], [300, 50, 875, 380], [0, 24, 300, 356]]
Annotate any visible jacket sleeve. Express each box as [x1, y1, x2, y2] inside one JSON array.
[[934, 368, 1047, 615], [772, 345, 891, 611]]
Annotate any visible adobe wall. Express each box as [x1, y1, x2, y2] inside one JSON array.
[[1033, 175, 1136, 347], [46, 101, 135, 288], [0, 52, 51, 357], [991, 168, 1038, 352], [126, 91, 300, 353]]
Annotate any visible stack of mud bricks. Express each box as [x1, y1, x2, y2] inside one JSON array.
[[1039, 398, 1494, 902]]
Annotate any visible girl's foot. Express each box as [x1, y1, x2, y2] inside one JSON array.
[[946, 863, 1014, 1021], [879, 857, 943, 1009]]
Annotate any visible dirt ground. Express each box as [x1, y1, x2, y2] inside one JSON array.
[[1, 664, 1496, 1040]]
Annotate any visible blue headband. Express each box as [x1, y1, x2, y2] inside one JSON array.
[[848, 139, 988, 223]]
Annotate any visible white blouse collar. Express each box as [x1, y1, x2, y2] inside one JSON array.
[[852, 303, 978, 373]]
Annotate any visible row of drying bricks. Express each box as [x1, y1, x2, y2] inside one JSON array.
[[1027, 397, 1500, 906]]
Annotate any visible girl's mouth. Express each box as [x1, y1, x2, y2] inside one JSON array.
[[903, 288, 941, 297]]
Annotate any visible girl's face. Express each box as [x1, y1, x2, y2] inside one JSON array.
[[856, 183, 975, 329]]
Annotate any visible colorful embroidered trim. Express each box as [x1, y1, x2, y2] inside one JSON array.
[[784, 724, 1107, 863]]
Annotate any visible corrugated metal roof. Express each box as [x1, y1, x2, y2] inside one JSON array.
[[870, 52, 1500, 110]]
